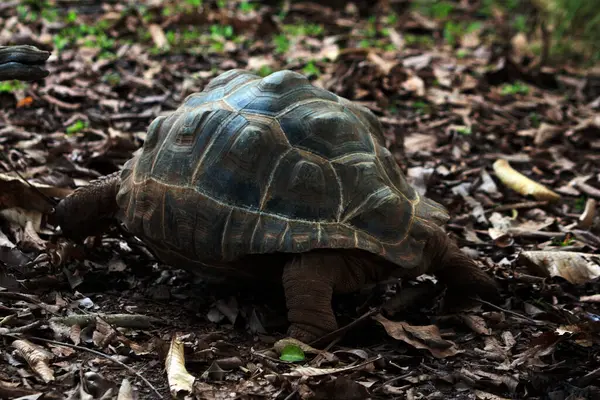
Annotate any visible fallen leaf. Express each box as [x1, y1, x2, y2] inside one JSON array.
[[493, 159, 561, 202], [117, 378, 135, 400], [148, 24, 168, 49], [372, 314, 460, 358], [279, 344, 305, 362], [578, 198, 596, 229], [12, 339, 55, 383], [403, 133, 437, 154], [534, 123, 562, 145], [165, 334, 195, 397], [284, 356, 381, 377], [519, 251, 600, 284], [402, 75, 426, 97]]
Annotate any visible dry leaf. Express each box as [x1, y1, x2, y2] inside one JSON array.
[[12, 339, 55, 383], [117, 378, 135, 400], [519, 251, 600, 284], [367, 52, 397, 75], [578, 198, 596, 229], [165, 334, 195, 397], [148, 24, 168, 49], [402, 75, 426, 97], [460, 314, 491, 335], [372, 314, 459, 358], [580, 294, 600, 302], [404, 133, 437, 154], [283, 356, 381, 377], [0, 172, 72, 212], [493, 159, 561, 202], [534, 123, 562, 145]]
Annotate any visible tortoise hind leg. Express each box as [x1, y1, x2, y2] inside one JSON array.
[[282, 251, 389, 342], [53, 171, 121, 241]]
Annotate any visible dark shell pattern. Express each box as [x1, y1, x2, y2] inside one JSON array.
[[115, 69, 449, 272]]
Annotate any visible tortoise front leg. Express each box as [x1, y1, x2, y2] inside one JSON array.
[[282, 251, 389, 342], [53, 171, 121, 241]]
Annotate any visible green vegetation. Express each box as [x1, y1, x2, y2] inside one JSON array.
[[411, 0, 600, 64], [528, 112, 541, 128], [500, 81, 530, 96], [302, 60, 321, 78], [257, 65, 273, 77], [279, 344, 305, 362], [66, 120, 89, 135], [454, 125, 472, 135], [574, 196, 587, 212], [412, 101, 432, 115], [412, 0, 455, 19], [0, 80, 27, 93]]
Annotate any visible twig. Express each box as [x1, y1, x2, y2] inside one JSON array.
[[486, 200, 549, 213], [471, 297, 552, 327], [309, 308, 380, 348], [575, 366, 600, 387], [1, 333, 162, 398], [373, 371, 414, 392]]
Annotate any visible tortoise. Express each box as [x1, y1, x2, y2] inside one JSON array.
[[54, 69, 498, 342]]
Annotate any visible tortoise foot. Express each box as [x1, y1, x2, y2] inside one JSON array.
[[286, 323, 325, 344]]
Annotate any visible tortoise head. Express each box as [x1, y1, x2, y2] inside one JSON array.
[[0, 45, 50, 82], [53, 171, 122, 241]]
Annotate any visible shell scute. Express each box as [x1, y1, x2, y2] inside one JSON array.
[[261, 149, 340, 221], [226, 70, 337, 116], [278, 101, 373, 159]]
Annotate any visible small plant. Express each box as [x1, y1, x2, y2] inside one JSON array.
[[0, 80, 27, 93], [574, 196, 587, 212], [454, 125, 472, 135], [302, 60, 321, 77], [500, 81, 530, 95], [66, 120, 89, 135], [528, 112, 541, 128], [186, 0, 202, 6], [273, 34, 290, 54], [456, 48, 470, 58], [257, 65, 273, 77], [412, 101, 431, 115], [239, 1, 256, 13], [66, 9, 77, 23], [412, 0, 454, 19], [103, 72, 121, 86]]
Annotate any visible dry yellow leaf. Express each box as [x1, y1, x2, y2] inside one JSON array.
[[492, 159, 560, 202], [12, 339, 55, 383], [165, 334, 195, 397]]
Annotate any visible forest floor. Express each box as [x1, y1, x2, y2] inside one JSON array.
[[1, 1, 600, 399]]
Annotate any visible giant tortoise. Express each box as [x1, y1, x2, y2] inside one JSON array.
[[54, 69, 498, 341]]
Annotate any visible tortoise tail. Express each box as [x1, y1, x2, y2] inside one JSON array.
[[428, 228, 500, 302], [53, 171, 121, 241]]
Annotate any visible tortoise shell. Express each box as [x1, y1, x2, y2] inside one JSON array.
[[115, 69, 449, 273]]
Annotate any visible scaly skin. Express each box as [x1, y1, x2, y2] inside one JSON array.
[[53, 171, 121, 241], [282, 228, 499, 343]]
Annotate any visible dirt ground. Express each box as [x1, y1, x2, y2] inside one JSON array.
[[1, 1, 600, 399]]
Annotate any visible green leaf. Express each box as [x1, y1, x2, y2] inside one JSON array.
[[279, 344, 305, 362]]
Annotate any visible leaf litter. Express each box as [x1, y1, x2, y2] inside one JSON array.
[[0, 0, 600, 399]]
